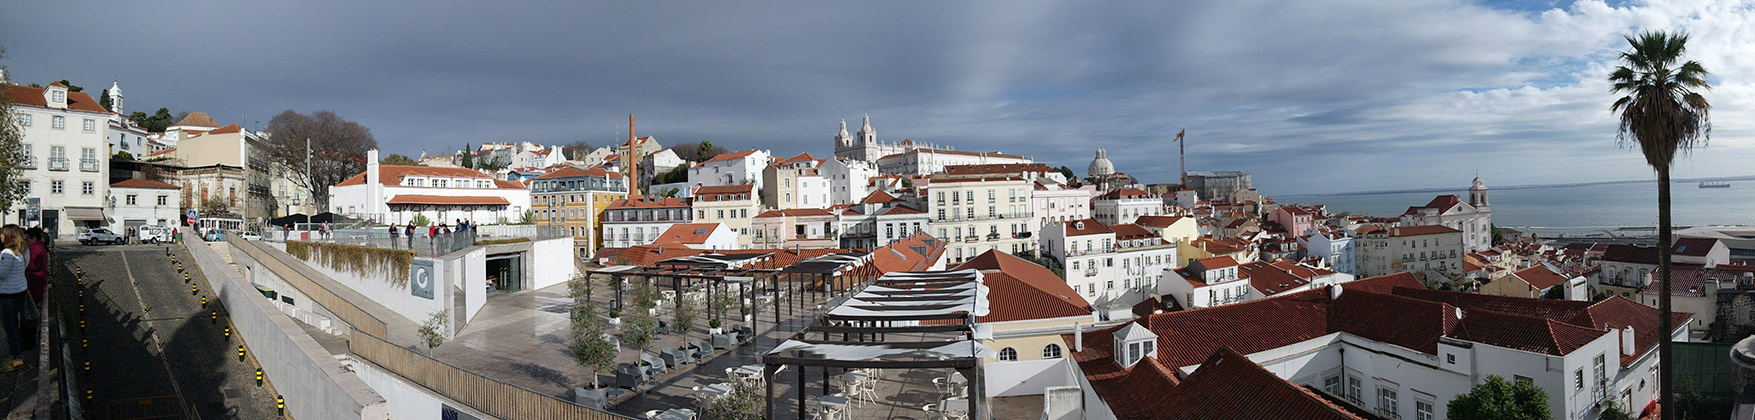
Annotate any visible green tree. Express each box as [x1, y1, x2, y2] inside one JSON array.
[[699, 377, 765, 420], [98, 89, 112, 112], [620, 308, 658, 362], [568, 275, 616, 389], [411, 213, 431, 227], [674, 294, 699, 345], [461, 143, 474, 168], [129, 108, 176, 132], [53, 79, 83, 92], [695, 140, 724, 161], [380, 153, 421, 166], [519, 209, 535, 225], [1446, 376, 1551, 420], [0, 43, 23, 217], [1056, 165, 1075, 180], [263, 110, 378, 212], [1610, 30, 1711, 412], [1490, 223, 1505, 246], [1600, 401, 1635, 420], [112, 151, 134, 161]]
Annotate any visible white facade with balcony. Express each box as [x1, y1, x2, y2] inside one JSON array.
[[4, 83, 113, 238], [1040, 219, 1176, 306], [924, 176, 1036, 264]]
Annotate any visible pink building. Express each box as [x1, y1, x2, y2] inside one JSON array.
[[1267, 205, 1315, 238], [751, 208, 838, 249]]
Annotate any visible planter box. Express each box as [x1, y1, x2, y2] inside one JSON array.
[[609, 317, 621, 326], [709, 327, 723, 335]]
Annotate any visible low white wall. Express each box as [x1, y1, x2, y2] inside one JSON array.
[[240, 260, 344, 335], [985, 358, 1078, 398], [190, 238, 387, 419], [268, 242, 449, 326], [528, 237, 575, 290], [352, 358, 491, 420]]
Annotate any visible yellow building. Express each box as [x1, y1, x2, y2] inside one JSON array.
[[1136, 215, 1199, 246], [691, 184, 762, 249], [955, 250, 1093, 363], [531, 167, 627, 259]]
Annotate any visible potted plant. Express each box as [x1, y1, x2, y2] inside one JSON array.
[[740, 307, 751, 322], [709, 319, 723, 335], [608, 310, 621, 327]]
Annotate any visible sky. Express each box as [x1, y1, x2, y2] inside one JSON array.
[[4, 0, 1754, 195]]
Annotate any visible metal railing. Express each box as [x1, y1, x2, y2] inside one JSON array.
[[47, 157, 68, 171], [79, 158, 99, 172], [19, 156, 35, 170], [280, 224, 568, 257]]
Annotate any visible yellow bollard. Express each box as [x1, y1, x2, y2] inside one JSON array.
[[276, 395, 284, 415], [255, 368, 263, 386], [83, 361, 89, 371], [238, 345, 246, 362], [192, 284, 198, 295]]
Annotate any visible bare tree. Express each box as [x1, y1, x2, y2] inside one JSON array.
[[263, 110, 377, 213], [561, 140, 594, 160]]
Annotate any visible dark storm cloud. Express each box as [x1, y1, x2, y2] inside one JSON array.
[[4, 0, 1752, 195]]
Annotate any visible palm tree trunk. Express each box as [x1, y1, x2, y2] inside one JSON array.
[[1658, 166, 1674, 420]]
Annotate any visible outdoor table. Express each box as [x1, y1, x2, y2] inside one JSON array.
[[696, 382, 732, 398], [819, 394, 850, 409], [730, 364, 761, 381], [654, 408, 697, 420]]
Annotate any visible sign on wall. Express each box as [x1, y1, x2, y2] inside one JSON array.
[[410, 259, 435, 300]]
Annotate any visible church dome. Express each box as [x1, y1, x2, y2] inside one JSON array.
[[1088, 149, 1115, 179]]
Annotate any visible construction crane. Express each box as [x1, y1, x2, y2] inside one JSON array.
[[1173, 128, 1186, 187]]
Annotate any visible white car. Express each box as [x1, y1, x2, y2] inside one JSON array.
[[77, 228, 124, 245], [238, 231, 263, 241], [137, 226, 172, 244]]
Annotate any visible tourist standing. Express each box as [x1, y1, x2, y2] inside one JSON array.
[[21, 228, 47, 352], [0, 225, 31, 371]]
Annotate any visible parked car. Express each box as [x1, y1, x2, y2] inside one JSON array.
[[238, 231, 262, 241], [77, 228, 124, 245]]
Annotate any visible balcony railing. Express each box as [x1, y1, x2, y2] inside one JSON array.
[[79, 158, 100, 172], [18, 157, 34, 170], [47, 157, 68, 171]]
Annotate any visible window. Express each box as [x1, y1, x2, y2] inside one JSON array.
[[1043, 344, 1062, 359], [1446, 354, 1455, 364], [1347, 377, 1363, 404], [52, 116, 64, 129], [1415, 400, 1433, 420], [997, 347, 1017, 361], [1377, 388, 1397, 416], [82, 181, 94, 196], [1126, 342, 1140, 364], [52, 90, 64, 103], [1573, 369, 1584, 391], [1594, 353, 1607, 391], [126, 195, 137, 205], [50, 180, 63, 195], [83, 119, 96, 131], [1323, 374, 1343, 396]]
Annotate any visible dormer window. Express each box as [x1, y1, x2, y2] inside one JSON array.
[[1113, 323, 1159, 369]]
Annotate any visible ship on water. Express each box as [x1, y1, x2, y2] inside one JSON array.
[[1700, 181, 1731, 189]]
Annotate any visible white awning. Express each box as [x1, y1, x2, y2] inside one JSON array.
[[64, 207, 105, 221]]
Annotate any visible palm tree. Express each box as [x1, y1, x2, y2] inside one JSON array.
[[1609, 30, 1710, 418]]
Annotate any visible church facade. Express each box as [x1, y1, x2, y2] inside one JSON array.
[[1400, 177, 1494, 252]]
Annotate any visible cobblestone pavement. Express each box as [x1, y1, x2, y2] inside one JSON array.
[[57, 243, 282, 419]]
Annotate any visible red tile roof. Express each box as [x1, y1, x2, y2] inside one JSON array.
[[1133, 215, 1186, 229], [600, 244, 705, 267], [535, 166, 622, 179], [876, 205, 925, 216], [1098, 188, 1153, 200], [384, 195, 511, 206], [1, 84, 109, 113], [1380, 225, 1461, 237], [701, 149, 759, 164], [1449, 310, 1601, 356], [1058, 219, 1113, 237], [1403, 195, 1464, 215], [692, 184, 755, 202], [1567, 296, 1696, 365], [1194, 255, 1239, 269], [1110, 224, 1157, 241], [955, 250, 1090, 322], [1079, 355, 1183, 420], [1511, 265, 1571, 290], [173, 111, 220, 128], [871, 233, 946, 273], [859, 189, 898, 204], [1240, 261, 1335, 296], [653, 223, 724, 246], [1153, 348, 1370, 420], [1673, 237, 1720, 257], [1601, 244, 1660, 265], [110, 178, 180, 190]]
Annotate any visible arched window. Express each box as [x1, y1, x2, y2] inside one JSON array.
[[1042, 343, 1063, 359], [998, 347, 1018, 362]]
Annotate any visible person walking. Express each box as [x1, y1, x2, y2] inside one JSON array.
[[404, 223, 415, 248], [0, 225, 33, 371], [21, 228, 47, 352]]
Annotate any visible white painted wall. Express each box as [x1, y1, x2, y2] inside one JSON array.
[[985, 358, 1079, 398], [352, 358, 492, 420], [267, 242, 449, 326], [529, 237, 576, 291]]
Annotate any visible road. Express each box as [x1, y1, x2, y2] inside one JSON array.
[[57, 243, 281, 419]]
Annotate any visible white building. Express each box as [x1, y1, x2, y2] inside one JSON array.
[[652, 223, 739, 251], [835, 190, 928, 250], [1092, 188, 1164, 226], [687, 149, 770, 194], [876, 148, 1032, 176], [638, 148, 687, 190], [690, 184, 761, 249], [1160, 255, 1253, 309], [1400, 178, 1493, 252], [832, 114, 925, 163], [1031, 180, 1095, 228], [328, 150, 531, 225], [1039, 219, 1176, 306], [3, 82, 113, 238], [1354, 225, 1465, 282], [1300, 228, 1358, 275], [1069, 274, 1689, 420], [601, 196, 692, 249], [107, 178, 182, 229], [820, 157, 878, 206], [761, 153, 830, 210], [102, 81, 159, 158]]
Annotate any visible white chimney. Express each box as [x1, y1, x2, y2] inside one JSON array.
[[366, 148, 381, 215], [1621, 326, 1636, 357], [1074, 322, 1083, 352], [1330, 284, 1344, 300]]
